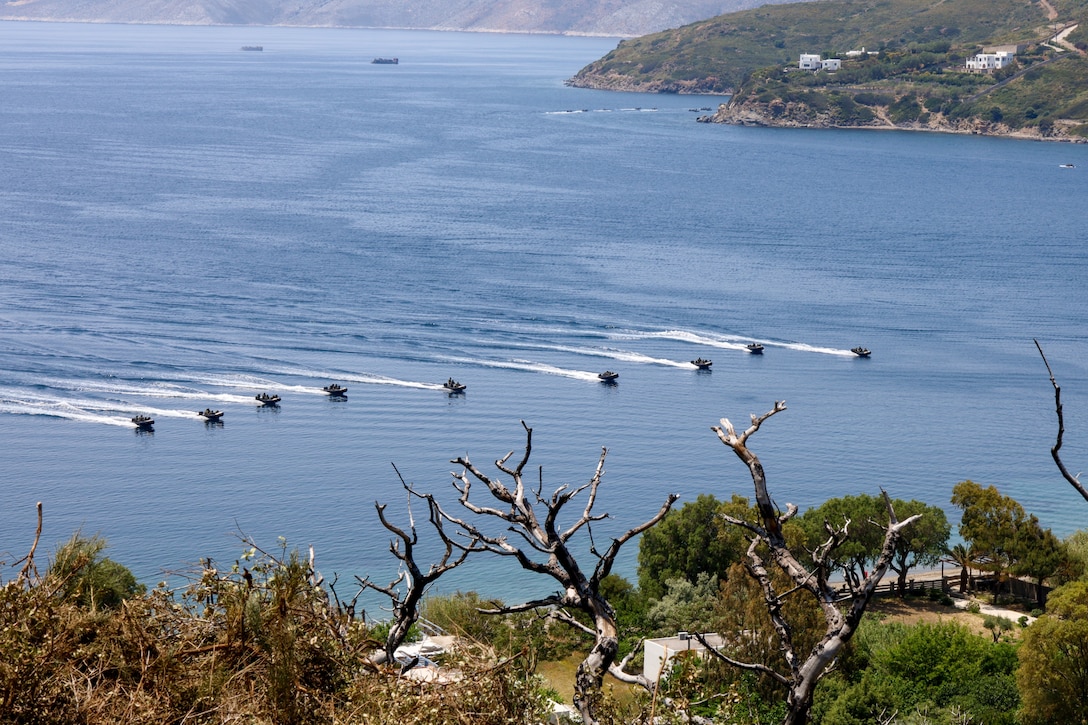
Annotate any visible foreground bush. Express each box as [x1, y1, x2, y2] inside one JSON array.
[[0, 535, 550, 725]]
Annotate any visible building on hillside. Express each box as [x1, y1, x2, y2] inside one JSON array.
[[644, 632, 727, 682], [966, 51, 1015, 73], [798, 54, 841, 72]]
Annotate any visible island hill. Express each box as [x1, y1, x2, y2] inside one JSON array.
[[569, 0, 1088, 141]]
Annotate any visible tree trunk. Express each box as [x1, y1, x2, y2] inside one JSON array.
[[573, 602, 620, 725]]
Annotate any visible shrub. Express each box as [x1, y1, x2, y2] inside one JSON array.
[[47, 533, 145, 610], [2, 532, 553, 725]]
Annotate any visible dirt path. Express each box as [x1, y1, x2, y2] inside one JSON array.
[[1053, 23, 1084, 55], [1039, 0, 1058, 21]]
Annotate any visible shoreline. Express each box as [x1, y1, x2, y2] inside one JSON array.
[[700, 104, 1088, 144]]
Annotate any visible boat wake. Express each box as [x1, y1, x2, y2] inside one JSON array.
[[264, 366, 444, 392], [37, 376, 266, 403], [0, 399, 136, 427], [444, 357, 601, 381], [545, 345, 691, 368], [625, 329, 859, 356]]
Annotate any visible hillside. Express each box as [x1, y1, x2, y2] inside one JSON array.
[[0, 0, 809, 37], [569, 0, 1088, 91], [702, 38, 1088, 140]]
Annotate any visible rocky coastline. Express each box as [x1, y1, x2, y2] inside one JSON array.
[[698, 99, 1088, 143]]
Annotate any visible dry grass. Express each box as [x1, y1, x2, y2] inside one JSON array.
[[869, 596, 1024, 641], [0, 539, 551, 725]]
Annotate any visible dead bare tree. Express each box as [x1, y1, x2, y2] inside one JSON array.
[[442, 421, 678, 725], [358, 466, 481, 665], [700, 402, 921, 725], [1036, 339, 1088, 504]]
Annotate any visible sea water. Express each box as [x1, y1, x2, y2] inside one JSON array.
[[1, 21, 1087, 605]]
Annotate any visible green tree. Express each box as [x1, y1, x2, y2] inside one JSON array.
[[1013, 519, 1079, 607], [1017, 580, 1088, 725], [1065, 529, 1088, 579], [887, 500, 950, 595], [946, 542, 978, 593], [951, 480, 1027, 592], [800, 495, 948, 594], [637, 493, 750, 600], [47, 533, 144, 610], [798, 494, 885, 587], [646, 573, 721, 636], [822, 621, 1019, 725]]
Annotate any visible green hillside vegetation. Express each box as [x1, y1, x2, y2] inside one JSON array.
[[711, 46, 1088, 138], [569, 0, 1088, 95]]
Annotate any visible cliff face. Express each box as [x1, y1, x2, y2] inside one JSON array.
[[0, 0, 776, 36]]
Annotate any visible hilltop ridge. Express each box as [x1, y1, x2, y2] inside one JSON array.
[[0, 0, 810, 37], [569, 0, 1088, 91]]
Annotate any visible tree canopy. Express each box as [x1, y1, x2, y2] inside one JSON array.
[[637, 493, 751, 600], [952, 479, 1074, 605], [1017, 580, 1088, 725], [799, 494, 949, 594]]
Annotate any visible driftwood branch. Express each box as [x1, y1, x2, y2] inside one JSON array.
[[1036, 339, 1088, 503]]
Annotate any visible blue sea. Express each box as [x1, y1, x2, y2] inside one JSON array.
[[2, 21, 1087, 606]]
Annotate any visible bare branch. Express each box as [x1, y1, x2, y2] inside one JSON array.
[[695, 632, 791, 686], [360, 466, 483, 661], [1036, 339, 1088, 503], [713, 403, 917, 725], [441, 423, 678, 725], [479, 597, 563, 615], [16, 502, 43, 583]]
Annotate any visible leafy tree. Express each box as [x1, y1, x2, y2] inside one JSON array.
[[48, 533, 144, 610], [1013, 520, 1079, 607], [951, 480, 1026, 592], [798, 494, 885, 587], [888, 499, 950, 595], [952, 479, 1074, 606], [1017, 580, 1088, 724], [646, 573, 721, 636], [1064, 529, 1088, 579], [946, 542, 978, 593], [822, 621, 1019, 725], [800, 495, 949, 594], [637, 493, 751, 600], [983, 614, 1016, 642]]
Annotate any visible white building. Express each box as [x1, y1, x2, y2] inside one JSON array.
[[799, 54, 841, 72], [643, 632, 727, 682], [966, 51, 1015, 73]]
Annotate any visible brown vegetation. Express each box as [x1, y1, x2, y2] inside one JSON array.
[[0, 511, 549, 725]]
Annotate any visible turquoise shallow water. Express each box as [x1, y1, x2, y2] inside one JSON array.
[[1, 21, 1087, 603]]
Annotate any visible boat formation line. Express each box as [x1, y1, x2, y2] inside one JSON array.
[[127, 346, 872, 431]]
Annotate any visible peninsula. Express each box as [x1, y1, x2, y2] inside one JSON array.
[[570, 0, 1088, 141]]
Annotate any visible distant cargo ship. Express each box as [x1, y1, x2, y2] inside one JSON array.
[[372, 57, 398, 64], [241, 45, 263, 51]]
